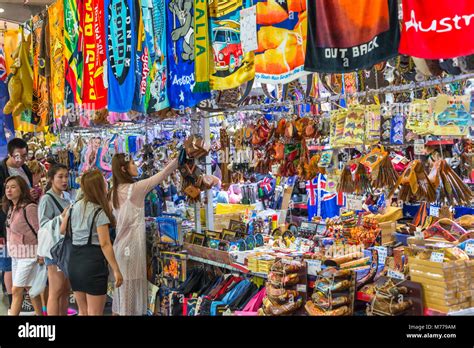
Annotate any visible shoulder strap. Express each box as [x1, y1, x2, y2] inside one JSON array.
[[66, 205, 74, 240], [22, 205, 37, 238], [46, 192, 65, 214], [87, 208, 103, 245]]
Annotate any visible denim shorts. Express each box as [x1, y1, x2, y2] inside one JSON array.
[[0, 246, 12, 272], [44, 257, 57, 266]]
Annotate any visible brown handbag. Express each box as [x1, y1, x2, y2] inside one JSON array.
[[184, 185, 201, 199]]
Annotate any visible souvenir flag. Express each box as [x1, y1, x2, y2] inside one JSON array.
[[0, 80, 13, 146], [48, 1, 66, 119], [166, 0, 210, 110], [64, 0, 83, 107], [81, 0, 107, 110], [106, 0, 136, 112], [306, 174, 341, 221], [132, 0, 151, 113], [146, 0, 170, 113], [0, 48, 6, 81], [193, 0, 211, 92], [305, 0, 399, 73], [208, 0, 255, 90], [399, 0, 474, 59], [260, 177, 272, 192], [254, 0, 308, 84]]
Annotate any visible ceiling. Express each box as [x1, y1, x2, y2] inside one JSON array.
[[0, 0, 51, 24]]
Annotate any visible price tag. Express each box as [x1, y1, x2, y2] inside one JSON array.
[[374, 246, 387, 264], [306, 260, 322, 276], [465, 243, 474, 256], [387, 269, 405, 280], [414, 139, 425, 155], [429, 206, 440, 217], [296, 284, 307, 292], [430, 252, 445, 263], [415, 229, 425, 240]]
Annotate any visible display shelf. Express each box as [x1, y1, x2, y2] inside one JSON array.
[[187, 255, 268, 279]]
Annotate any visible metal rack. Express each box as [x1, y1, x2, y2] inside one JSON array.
[[187, 255, 268, 279]]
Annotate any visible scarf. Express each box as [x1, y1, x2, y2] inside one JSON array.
[[48, 1, 65, 120], [132, 0, 150, 113], [255, 0, 308, 84], [64, 0, 83, 107], [193, 0, 210, 93], [146, 0, 170, 113], [208, 0, 255, 90], [399, 0, 474, 59], [106, 0, 137, 112], [31, 13, 48, 131], [166, 0, 210, 110], [81, 0, 107, 110], [305, 0, 399, 73]]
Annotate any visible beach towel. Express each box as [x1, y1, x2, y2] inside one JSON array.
[[64, 0, 83, 107], [305, 0, 399, 73], [106, 0, 136, 112], [255, 0, 308, 84]]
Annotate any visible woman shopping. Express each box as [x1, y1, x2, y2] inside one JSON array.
[[38, 164, 72, 316], [2, 176, 43, 315], [110, 154, 178, 315], [61, 169, 122, 316]]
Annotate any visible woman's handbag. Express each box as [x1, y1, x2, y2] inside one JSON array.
[[50, 206, 74, 277]]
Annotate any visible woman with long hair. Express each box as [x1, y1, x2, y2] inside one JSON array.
[[110, 154, 178, 315], [61, 169, 122, 315], [38, 164, 72, 316], [2, 176, 43, 315]]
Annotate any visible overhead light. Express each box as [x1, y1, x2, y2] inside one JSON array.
[[0, 8, 4, 13]]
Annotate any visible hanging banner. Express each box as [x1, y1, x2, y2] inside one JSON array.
[[166, 0, 210, 110], [146, 0, 169, 113], [399, 0, 474, 59], [208, 0, 255, 90], [254, 0, 308, 84], [193, 0, 211, 93], [64, 0, 83, 108], [82, 0, 107, 110], [3, 30, 19, 76], [305, 0, 399, 73], [132, 0, 151, 113], [106, 0, 136, 112], [48, 1, 66, 119], [31, 13, 49, 131]]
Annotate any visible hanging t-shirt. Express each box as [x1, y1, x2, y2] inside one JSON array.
[[166, 0, 210, 110], [146, 0, 169, 113], [64, 0, 83, 107], [399, 0, 474, 59], [105, 0, 136, 112], [305, 0, 399, 73], [208, 0, 255, 90], [255, 0, 308, 84], [48, 1, 66, 119], [82, 0, 108, 110], [132, 0, 151, 113]]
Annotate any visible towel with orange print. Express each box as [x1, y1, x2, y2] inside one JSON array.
[[305, 0, 399, 73], [254, 0, 308, 84], [81, 0, 107, 110], [48, 1, 65, 119]]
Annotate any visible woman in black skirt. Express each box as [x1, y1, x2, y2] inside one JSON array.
[[61, 169, 122, 315]]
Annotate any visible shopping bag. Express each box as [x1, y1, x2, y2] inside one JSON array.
[[28, 263, 48, 298]]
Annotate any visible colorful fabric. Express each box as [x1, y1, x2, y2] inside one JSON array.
[[399, 0, 474, 59], [306, 174, 340, 221], [255, 0, 308, 84], [82, 0, 108, 110], [208, 0, 255, 90], [146, 0, 169, 113], [0, 80, 13, 146], [64, 0, 83, 107], [305, 0, 400, 73], [132, 0, 151, 113], [0, 47, 7, 82], [3, 30, 19, 76], [31, 13, 49, 131], [193, 0, 211, 92], [106, 0, 136, 112], [166, 0, 210, 110], [48, 1, 66, 119]]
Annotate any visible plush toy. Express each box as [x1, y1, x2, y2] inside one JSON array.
[[3, 32, 33, 117], [228, 184, 243, 204]]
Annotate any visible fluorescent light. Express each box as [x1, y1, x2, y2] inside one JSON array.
[[0, 8, 5, 13]]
